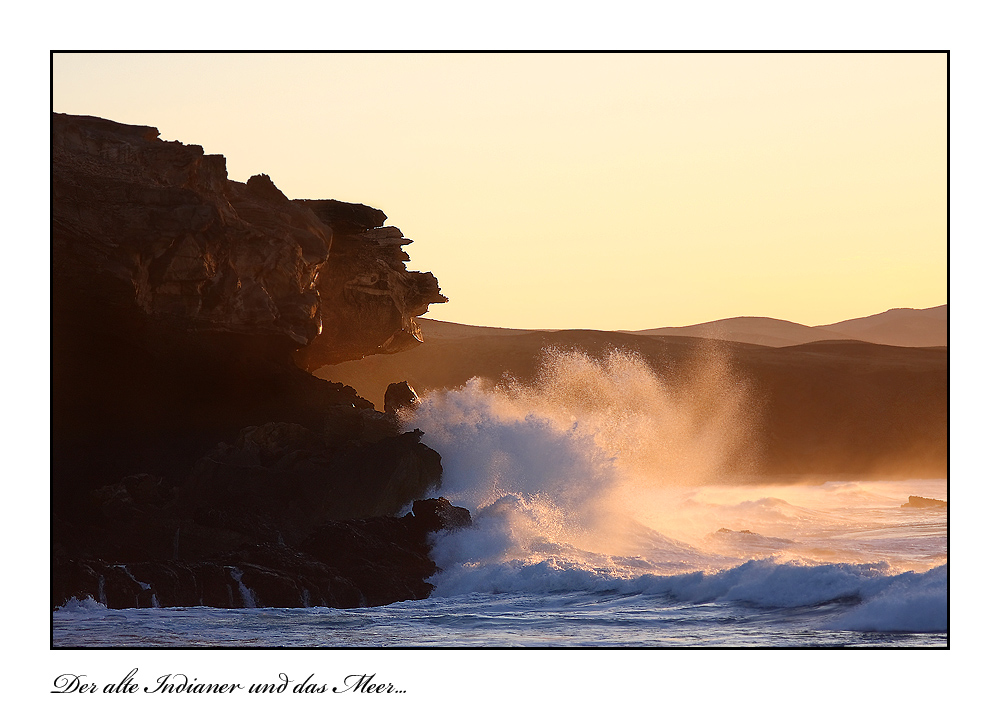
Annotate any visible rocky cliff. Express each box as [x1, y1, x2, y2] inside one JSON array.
[[51, 113, 456, 610], [52, 112, 445, 363]]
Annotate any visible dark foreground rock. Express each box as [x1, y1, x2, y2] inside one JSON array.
[[51, 413, 459, 609], [51, 113, 458, 612], [53, 498, 472, 609], [53, 112, 446, 496]]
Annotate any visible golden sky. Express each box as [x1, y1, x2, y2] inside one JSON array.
[[52, 52, 946, 330]]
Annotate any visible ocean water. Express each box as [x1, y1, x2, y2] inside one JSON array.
[[53, 350, 947, 648]]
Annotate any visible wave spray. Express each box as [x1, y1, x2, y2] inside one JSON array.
[[403, 346, 945, 631]]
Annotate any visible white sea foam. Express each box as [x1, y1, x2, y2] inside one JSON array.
[[404, 348, 946, 632], [825, 564, 948, 632], [55, 596, 108, 612], [430, 555, 946, 628]]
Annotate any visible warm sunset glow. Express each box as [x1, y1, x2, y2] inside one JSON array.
[[50, 47, 952, 653], [52, 52, 946, 330]]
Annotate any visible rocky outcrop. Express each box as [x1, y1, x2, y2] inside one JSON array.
[[52, 112, 446, 488], [384, 380, 420, 415], [179, 422, 443, 548], [51, 113, 458, 610], [902, 495, 947, 509], [295, 202, 446, 369], [51, 412, 456, 608], [409, 497, 473, 535], [53, 113, 445, 356], [53, 498, 472, 609], [54, 116, 323, 347]]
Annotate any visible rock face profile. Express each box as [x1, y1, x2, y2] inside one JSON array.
[[296, 203, 446, 370], [51, 113, 458, 610], [52, 112, 445, 363]]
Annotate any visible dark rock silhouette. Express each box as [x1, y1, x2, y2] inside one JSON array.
[[52, 113, 445, 357], [52, 498, 471, 609], [179, 422, 443, 547], [385, 380, 420, 415], [902, 495, 947, 509], [52, 112, 446, 480], [51, 113, 460, 610], [410, 497, 473, 535]]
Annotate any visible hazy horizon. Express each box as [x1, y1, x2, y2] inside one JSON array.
[[418, 302, 946, 333]]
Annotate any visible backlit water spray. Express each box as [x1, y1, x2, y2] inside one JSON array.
[[404, 347, 946, 630]]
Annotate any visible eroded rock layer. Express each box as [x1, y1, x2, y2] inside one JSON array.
[[53, 112, 445, 358], [296, 204, 446, 370]]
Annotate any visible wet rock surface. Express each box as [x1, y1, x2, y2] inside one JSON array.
[[51, 415, 456, 608], [52, 498, 470, 609]]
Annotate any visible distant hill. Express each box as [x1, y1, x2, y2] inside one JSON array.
[[418, 318, 534, 341], [816, 305, 947, 347], [627, 305, 946, 348], [628, 317, 852, 347]]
